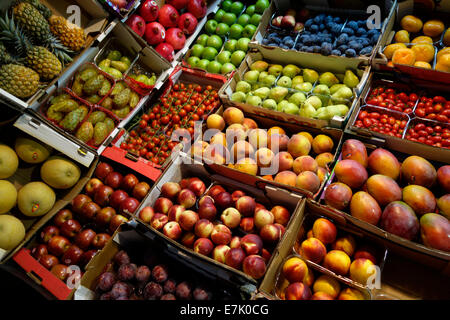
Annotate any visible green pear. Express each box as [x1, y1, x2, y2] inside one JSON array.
[[244, 70, 259, 83], [288, 92, 306, 106], [330, 84, 346, 95], [304, 96, 322, 109], [319, 72, 339, 87], [262, 99, 277, 110], [253, 87, 270, 99], [231, 92, 246, 102], [292, 76, 304, 87], [331, 86, 353, 104], [236, 81, 251, 93], [282, 64, 301, 78], [252, 83, 263, 90], [269, 87, 289, 103], [258, 71, 269, 83], [246, 95, 262, 106], [277, 76, 292, 88], [299, 103, 317, 118], [250, 61, 269, 72], [313, 84, 331, 106], [315, 104, 349, 120], [343, 70, 359, 88], [283, 102, 299, 115], [303, 69, 319, 83], [262, 74, 276, 86], [277, 100, 289, 112], [268, 64, 283, 76], [293, 82, 313, 93]]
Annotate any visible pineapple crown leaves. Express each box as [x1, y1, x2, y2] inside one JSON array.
[[0, 12, 33, 57]]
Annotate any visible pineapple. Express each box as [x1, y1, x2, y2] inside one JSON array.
[[0, 63, 39, 98], [49, 15, 86, 52], [12, 2, 73, 63], [0, 42, 16, 65], [13, 0, 52, 19]]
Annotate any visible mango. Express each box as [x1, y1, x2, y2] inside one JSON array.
[[437, 165, 450, 193], [350, 191, 382, 225], [420, 213, 450, 252], [368, 148, 400, 179], [366, 174, 402, 207], [402, 185, 436, 216], [401, 156, 437, 188], [324, 182, 352, 210], [380, 201, 419, 240], [342, 139, 368, 167], [334, 159, 368, 189], [437, 194, 450, 219]]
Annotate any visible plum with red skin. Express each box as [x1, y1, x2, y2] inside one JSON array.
[[110, 281, 131, 299], [161, 293, 176, 300], [117, 263, 137, 281], [193, 287, 211, 300], [97, 272, 116, 291], [164, 278, 177, 293], [144, 282, 163, 300], [114, 250, 130, 266], [152, 265, 169, 283], [175, 281, 192, 300], [136, 265, 151, 283]]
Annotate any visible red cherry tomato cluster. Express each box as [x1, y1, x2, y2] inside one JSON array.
[[355, 109, 408, 138], [405, 122, 450, 148], [366, 86, 418, 113], [414, 95, 450, 124], [120, 83, 221, 165]]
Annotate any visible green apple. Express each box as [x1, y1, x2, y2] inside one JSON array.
[[205, 20, 218, 35], [202, 47, 218, 61], [236, 38, 251, 52], [216, 23, 230, 37], [221, 0, 232, 11], [231, 50, 246, 66], [207, 35, 223, 50], [277, 76, 292, 88], [207, 61, 222, 74], [243, 70, 259, 82], [242, 24, 257, 38], [288, 92, 307, 106], [196, 34, 209, 46], [222, 12, 237, 26], [230, 1, 244, 15], [262, 74, 276, 86], [246, 5, 255, 16], [236, 80, 251, 93], [217, 50, 232, 64], [191, 44, 204, 57], [214, 9, 226, 22], [262, 99, 277, 110], [283, 102, 299, 115], [197, 59, 210, 70], [229, 24, 244, 39], [231, 91, 246, 102], [255, 0, 269, 14], [221, 62, 236, 74], [187, 56, 200, 67], [224, 39, 237, 52], [237, 14, 251, 26], [246, 94, 262, 106], [250, 13, 262, 26]]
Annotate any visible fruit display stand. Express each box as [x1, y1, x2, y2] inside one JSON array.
[[345, 72, 450, 162], [198, 106, 343, 199], [252, 0, 396, 64], [372, 0, 450, 84], [219, 45, 371, 129], [12, 21, 173, 169], [8, 156, 157, 300], [130, 152, 304, 293], [0, 0, 110, 111]]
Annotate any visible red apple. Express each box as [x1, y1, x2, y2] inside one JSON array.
[[105, 172, 123, 189], [61, 245, 84, 265], [188, 179, 206, 197], [151, 213, 169, 230], [39, 254, 59, 269], [193, 238, 214, 256], [212, 245, 231, 263], [51, 264, 70, 281], [121, 174, 139, 192], [71, 194, 92, 214], [75, 229, 96, 250], [40, 225, 60, 243], [225, 247, 246, 269], [231, 190, 246, 203], [95, 207, 116, 227], [194, 219, 214, 238], [31, 244, 48, 260], [133, 182, 150, 201], [241, 234, 263, 255], [242, 255, 266, 279], [178, 189, 197, 208], [214, 192, 233, 209], [110, 190, 129, 210], [109, 215, 129, 233], [181, 232, 196, 248], [92, 233, 111, 249], [198, 203, 217, 221], [167, 204, 185, 222], [271, 206, 290, 226], [240, 217, 255, 233], [95, 162, 113, 180], [259, 223, 281, 243], [94, 185, 114, 207], [207, 185, 226, 198], [120, 197, 140, 214], [236, 196, 256, 217], [179, 210, 199, 231], [60, 219, 82, 238], [85, 178, 104, 197], [229, 236, 241, 249], [48, 235, 71, 256], [53, 209, 73, 227], [154, 197, 173, 215], [221, 207, 241, 229], [80, 249, 98, 268], [139, 206, 155, 223], [161, 182, 181, 199], [80, 201, 101, 221], [210, 224, 232, 245], [163, 221, 183, 240]]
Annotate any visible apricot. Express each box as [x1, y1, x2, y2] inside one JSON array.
[[423, 20, 444, 37], [411, 36, 433, 44], [367, 148, 400, 179], [282, 257, 308, 283], [312, 218, 337, 244], [392, 48, 416, 66], [311, 292, 334, 300], [312, 275, 341, 299], [296, 171, 321, 194], [349, 258, 377, 285], [332, 235, 356, 257], [383, 43, 407, 59], [315, 152, 334, 168], [298, 131, 313, 143], [274, 171, 297, 187], [394, 30, 410, 43], [414, 61, 432, 69], [400, 15, 423, 33], [292, 156, 318, 174], [444, 28, 450, 46], [312, 134, 334, 154], [411, 43, 435, 63], [437, 47, 450, 60], [223, 107, 244, 125], [300, 237, 327, 264], [323, 250, 351, 276], [267, 126, 286, 136], [317, 167, 327, 184], [338, 287, 365, 300]]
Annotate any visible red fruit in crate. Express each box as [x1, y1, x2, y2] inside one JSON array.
[[231, 190, 246, 203], [154, 197, 173, 214], [75, 229, 96, 250], [193, 238, 214, 256], [187, 0, 206, 19], [40, 225, 60, 243], [94, 185, 114, 207], [178, 13, 197, 35], [126, 14, 146, 37], [95, 162, 113, 180], [236, 196, 256, 217], [120, 197, 140, 214], [60, 219, 82, 238], [145, 22, 166, 46], [97, 271, 116, 291], [95, 207, 116, 226], [85, 178, 103, 197], [92, 233, 111, 249], [71, 194, 92, 215], [155, 42, 174, 61], [114, 250, 131, 266], [48, 235, 71, 256], [207, 185, 226, 198], [187, 179, 206, 197], [51, 264, 70, 281], [151, 213, 169, 230], [80, 249, 98, 269], [178, 189, 196, 208], [61, 245, 84, 265], [161, 182, 181, 199], [167, 204, 185, 222], [163, 221, 183, 240], [80, 201, 101, 221], [139, 206, 155, 223], [31, 244, 48, 260], [210, 224, 232, 245], [132, 182, 150, 200], [121, 174, 139, 192], [241, 234, 263, 255], [110, 190, 129, 210], [53, 209, 73, 227], [140, 0, 159, 22], [281, 15, 296, 28], [105, 172, 123, 189], [158, 4, 179, 28], [167, 0, 188, 10], [242, 255, 266, 279], [110, 215, 129, 233], [198, 195, 214, 207], [272, 16, 282, 27], [39, 254, 59, 270], [214, 192, 233, 209], [225, 247, 246, 269], [198, 203, 217, 221]]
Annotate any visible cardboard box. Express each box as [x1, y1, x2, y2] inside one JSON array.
[[345, 72, 450, 163], [317, 133, 450, 276], [372, 0, 450, 84], [10, 155, 158, 300], [131, 152, 304, 291], [218, 45, 371, 129], [0, 0, 110, 111], [251, 0, 397, 66], [199, 106, 343, 199], [13, 22, 172, 168]]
